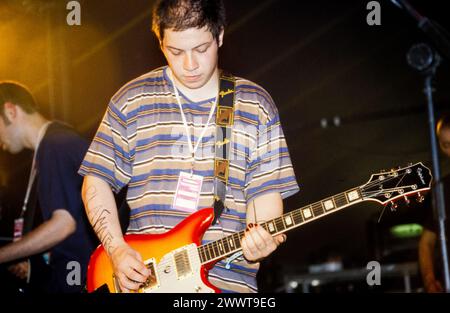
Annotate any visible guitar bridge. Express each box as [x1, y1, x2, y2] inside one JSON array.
[[140, 258, 159, 291]]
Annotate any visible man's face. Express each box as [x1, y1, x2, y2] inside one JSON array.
[[438, 127, 450, 158], [0, 105, 24, 154], [161, 26, 223, 90]]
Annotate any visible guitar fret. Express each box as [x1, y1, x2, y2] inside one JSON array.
[[322, 198, 335, 211], [346, 188, 362, 202], [275, 216, 285, 232], [198, 248, 202, 263], [266, 220, 277, 234], [199, 247, 206, 263], [233, 233, 241, 249], [280, 214, 287, 229], [208, 243, 215, 259], [331, 197, 337, 209], [213, 242, 220, 258], [218, 240, 224, 255], [222, 237, 230, 254], [283, 213, 294, 229], [229, 237, 235, 250], [302, 206, 313, 220], [204, 245, 211, 261], [205, 244, 211, 260], [309, 205, 316, 217], [215, 242, 221, 257], [312, 202, 324, 216], [292, 210, 303, 224], [211, 242, 217, 258], [334, 193, 348, 207]]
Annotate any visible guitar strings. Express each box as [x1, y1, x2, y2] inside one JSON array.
[[141, 170, 421, 279]]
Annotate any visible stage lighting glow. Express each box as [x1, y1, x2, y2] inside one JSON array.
[[390, 223, 423, 238]]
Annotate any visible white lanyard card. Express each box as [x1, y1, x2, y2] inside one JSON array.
[[173, 172, 204, 213]]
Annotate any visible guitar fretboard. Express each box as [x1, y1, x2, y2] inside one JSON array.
[[197, 188, 363, 264]]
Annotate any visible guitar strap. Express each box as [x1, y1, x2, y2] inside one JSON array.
[[20, 179, 51, 291], [212, 71, 236, 225], [23, 181, 40, 235]]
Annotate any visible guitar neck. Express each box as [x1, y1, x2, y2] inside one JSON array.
[[198, 187, 364, 265]]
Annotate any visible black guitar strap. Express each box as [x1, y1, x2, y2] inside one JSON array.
[[212, 71, 236, 225]]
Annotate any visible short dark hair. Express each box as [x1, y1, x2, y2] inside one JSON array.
[[0, 82, 37, 122], [152, 0, 226, 43]]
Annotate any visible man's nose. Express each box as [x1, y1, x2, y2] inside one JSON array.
[[183, 53, 199, 72]]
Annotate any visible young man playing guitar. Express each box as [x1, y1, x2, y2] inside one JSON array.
[[80, 0, 299, 293]]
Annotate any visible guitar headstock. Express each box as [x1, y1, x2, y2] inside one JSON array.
[[360, 162, 432, 205]]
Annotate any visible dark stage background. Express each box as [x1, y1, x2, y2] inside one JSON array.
[[1, 0, 450, 292]]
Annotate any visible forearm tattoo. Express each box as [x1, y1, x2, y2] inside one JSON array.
[[85, 186, 115, 255]]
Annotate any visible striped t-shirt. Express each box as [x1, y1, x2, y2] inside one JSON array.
[[79, 66, 299, 293]]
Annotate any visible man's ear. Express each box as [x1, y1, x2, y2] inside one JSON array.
[[218, 29, 224, 48], [3, 102, 17, 123]]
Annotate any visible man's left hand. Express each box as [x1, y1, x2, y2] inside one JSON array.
[[241, 223, 286, 262]]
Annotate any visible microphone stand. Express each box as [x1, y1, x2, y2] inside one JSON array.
[[395, 0, 450, 292], [424, 63, 450, 293]]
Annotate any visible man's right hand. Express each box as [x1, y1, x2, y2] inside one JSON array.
[[110, 243, 151, 293], [8, 261, 29, 280]]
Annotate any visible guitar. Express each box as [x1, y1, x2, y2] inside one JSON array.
[[87, 162, 432, 293]]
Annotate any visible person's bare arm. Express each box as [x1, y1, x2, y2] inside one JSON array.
[[81, 175, 150, 292], [241, 192, 286, 262], [0, 209, 76, 263], [419, 228, 443, 292]]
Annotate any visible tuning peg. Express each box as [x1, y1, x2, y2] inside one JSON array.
[[416, 192, 425, 203], [390, 201, 398, 211], [404, 196, 410, 206], [390, 169, 399, 176]]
